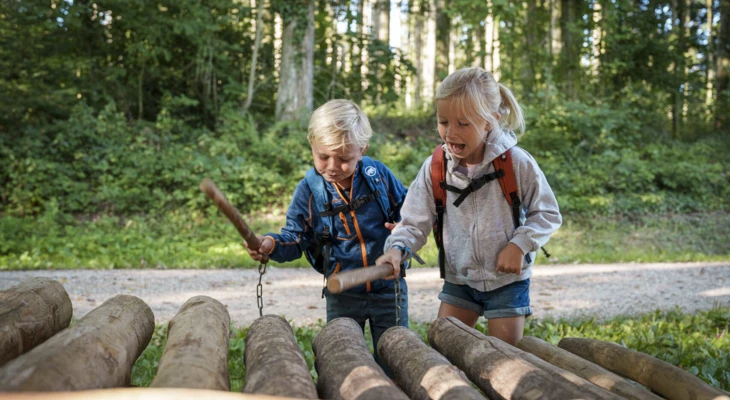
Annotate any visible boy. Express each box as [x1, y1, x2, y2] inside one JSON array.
[[245, 99, 409, 374]]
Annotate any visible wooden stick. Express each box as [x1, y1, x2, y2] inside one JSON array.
[[200, 179, 266, 262], [327, 264, 395, 294]]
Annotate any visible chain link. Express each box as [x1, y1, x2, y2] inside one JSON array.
[[256, 262, 268, 317], [394, 276, 402, 326]]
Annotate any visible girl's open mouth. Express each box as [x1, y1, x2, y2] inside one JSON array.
[[448, 142, 466, 155]]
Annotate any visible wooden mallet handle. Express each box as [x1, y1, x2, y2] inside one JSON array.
[[327, 264, 395, 294], [200, 179, 265, 260]]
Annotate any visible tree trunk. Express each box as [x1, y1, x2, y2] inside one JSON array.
[[0, 277, 72, 367], [485, 1, 494, 73], [517, 336, 663, 400], [559, 337, 730, 400], [312, 318, 409, 400], [275, 0, 314, 122], [373, 0, 390, 44], [706, 0, 715, 107], [243, 0, 265, 114], [151, 296, 231, 391], [435, 0, 450, 84], [716, 0, 730, 129], [428, 317, 623, 400], [591, 0, 602, 76], [550, 0, 562, 62], [0, 388, 311, 400], [413, 0, 424, 107], [560, 0, 579, 99], [0, 295, 154, 392], [377, 326, 485, 400], [242, 315, 317, 399], [423, 0, 437, 101]]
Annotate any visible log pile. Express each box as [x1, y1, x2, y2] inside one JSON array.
[[1, 278, 728, 400]]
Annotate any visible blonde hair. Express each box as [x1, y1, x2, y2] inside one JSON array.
[[435, 67, 525, 138], [307, 99, 372, 150]]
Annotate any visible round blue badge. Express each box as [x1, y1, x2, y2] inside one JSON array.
[[364, 166, 377, 177]]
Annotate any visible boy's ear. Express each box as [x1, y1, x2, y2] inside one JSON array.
[[361, 144, 369, 157]]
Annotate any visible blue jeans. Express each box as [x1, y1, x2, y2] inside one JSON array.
[[325, 279, 408, 377], [438, 279, 532, 319]]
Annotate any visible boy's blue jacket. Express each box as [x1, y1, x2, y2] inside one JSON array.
[[265, 158, 408, 294]]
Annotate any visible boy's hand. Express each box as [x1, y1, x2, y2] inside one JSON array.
[[496, 243, 524, 275], [376, 248, 402, 280], [243, 235, 275, 262], [385, 222, 397, 231]]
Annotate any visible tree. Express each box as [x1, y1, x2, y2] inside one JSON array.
[[275, 0, 314, 121]]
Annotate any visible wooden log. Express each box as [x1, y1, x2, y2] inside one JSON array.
[[0, 388, 311, 400], [517, 336, 663, 400], [151, 296, 231, 390], [0, 295, 154, 391], [377, 326, 485, 400], [242, 314, 318, 399], [559, 337, 730, 400], [0, 277, 73, 366], [428, 317, 624, 400], [312, 317, 409, 400]]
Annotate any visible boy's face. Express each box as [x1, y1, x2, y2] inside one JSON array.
[[311, 142, 367, 188]]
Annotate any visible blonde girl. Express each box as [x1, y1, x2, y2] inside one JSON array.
[[376, 67, 561, 345]]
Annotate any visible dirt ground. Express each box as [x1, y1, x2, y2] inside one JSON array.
[[1, 262, 729, 327]]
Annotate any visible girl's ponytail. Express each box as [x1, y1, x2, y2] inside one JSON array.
[[498, 83, 525, 135]]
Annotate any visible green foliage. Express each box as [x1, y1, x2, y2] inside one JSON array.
[[2, 210, 728, 270], [130, 308, 730, 391]]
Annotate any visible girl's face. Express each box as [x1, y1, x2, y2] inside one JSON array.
[[437, 99, 489, 166], [311, 142, 367, 188]]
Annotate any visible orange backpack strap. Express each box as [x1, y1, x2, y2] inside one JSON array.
[[493, 148, 521, 230], [430, 144, 447, 279]]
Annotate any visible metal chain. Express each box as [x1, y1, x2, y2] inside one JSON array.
[[394, 276, 402, 326], [256, 262, 268, 317]]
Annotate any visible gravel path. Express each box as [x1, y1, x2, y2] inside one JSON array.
[[2, 262, 729, 327]]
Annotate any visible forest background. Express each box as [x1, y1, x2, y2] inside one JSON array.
[[1, 0, 730, 269]]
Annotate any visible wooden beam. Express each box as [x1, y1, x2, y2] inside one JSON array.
[[0, 295, 154, 391], [0, 277, 72, 366], [242, 315, 317, 398]]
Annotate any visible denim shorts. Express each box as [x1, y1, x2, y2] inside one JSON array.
[[438, 279, 532, 319]]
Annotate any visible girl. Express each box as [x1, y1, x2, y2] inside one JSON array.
[[376, 67, 561, 345]]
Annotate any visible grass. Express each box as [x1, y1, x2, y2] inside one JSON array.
[[1, 211, 729, 270], [130, 307, 730, 391]]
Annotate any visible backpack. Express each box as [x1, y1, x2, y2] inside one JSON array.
[[430, 144, 549, 278], [303, 156, 394, 277]]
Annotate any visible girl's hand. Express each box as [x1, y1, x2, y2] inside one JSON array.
[[496, 243, 524, 275], [376, 248, 402, 280], [243, 235, 275, 262]]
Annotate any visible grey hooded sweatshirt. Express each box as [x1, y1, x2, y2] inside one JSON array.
[[385, 130, 562, 292]]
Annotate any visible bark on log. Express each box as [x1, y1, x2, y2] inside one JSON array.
[[0, 277, 73, 366], [428, 317, 624, 400], [0, 295, 154, 391], [559, 337, 730, 400], [0, 388, 311, 400], [242, 314, 318, 398], [377, 326, 485, 400], [312, 317, 409, 400], [517, 336, 663, 400], [151, 296, 231, 390]]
